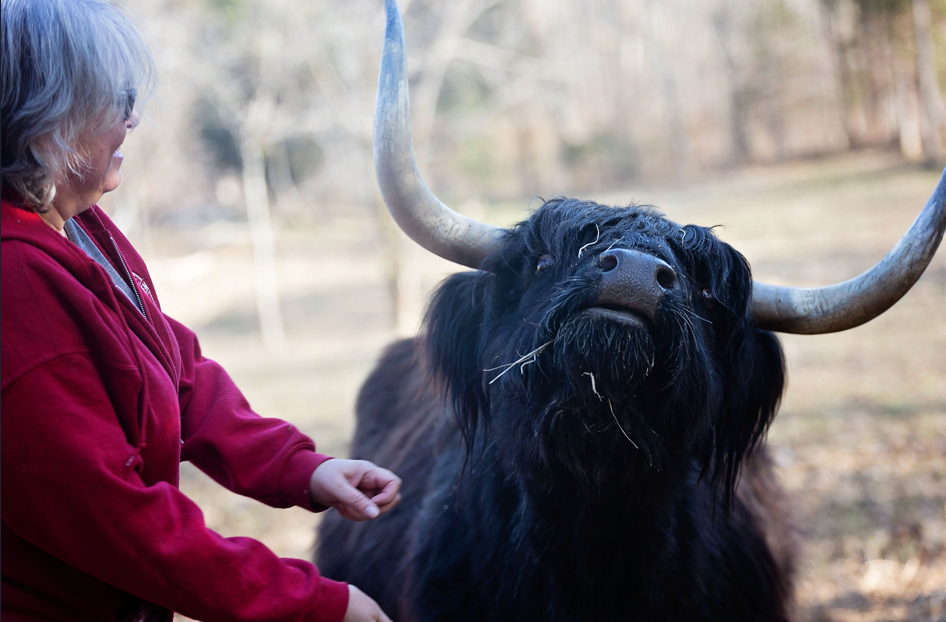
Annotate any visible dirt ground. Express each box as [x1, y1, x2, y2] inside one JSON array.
[[144, 152, 945, 621]]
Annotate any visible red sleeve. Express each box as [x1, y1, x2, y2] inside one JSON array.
[[1, 353, 349, 622], [168, 315, 333, 511]]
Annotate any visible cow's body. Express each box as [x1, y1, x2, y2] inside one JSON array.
[[320, 339, 798, 622], [319, 201, 800, 622]]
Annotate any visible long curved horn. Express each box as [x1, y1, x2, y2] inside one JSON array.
[[751, 167, 946, 334], [374, 0, 504, 269]]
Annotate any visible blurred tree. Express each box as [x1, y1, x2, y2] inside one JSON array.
[[124, 0, 946, 213], [820, 0, 946, 160], [180, 0, 382, 346], [912, 0, 946, 159], [113, 0, 944, 337]]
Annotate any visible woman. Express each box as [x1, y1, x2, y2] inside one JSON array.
[[1, 1, 400, 620]]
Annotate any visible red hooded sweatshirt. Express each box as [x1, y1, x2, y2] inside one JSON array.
[[1, 197, 349, 622]]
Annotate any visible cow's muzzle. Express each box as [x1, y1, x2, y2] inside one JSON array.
[[593, 249, 678, 323]]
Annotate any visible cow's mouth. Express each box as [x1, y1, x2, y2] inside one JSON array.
[[582, 305, 650, 328]]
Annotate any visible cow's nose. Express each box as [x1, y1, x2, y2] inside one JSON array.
[[595, 249, 677, 321]]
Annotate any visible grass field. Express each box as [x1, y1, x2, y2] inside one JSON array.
[[150, 151, 945, 621]]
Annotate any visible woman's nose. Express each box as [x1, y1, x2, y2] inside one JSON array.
[[126, 110, 140, 129]]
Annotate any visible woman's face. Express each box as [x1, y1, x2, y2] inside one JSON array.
[[52, 107, 139, 220]]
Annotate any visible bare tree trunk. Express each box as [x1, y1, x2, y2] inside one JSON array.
[[411, 0, 497, 171], [370, 168, 420, 336], [713, 3, 750, 165], [240, 22, 286, 349], [242, 138, 286, 348], [372, 186, 402, 333], [894, 53, 925, 160], [642, 0, 692, 176], [813, 0, 852, 151], [395, 233, 425, 336], [912, 0, 945, 160]]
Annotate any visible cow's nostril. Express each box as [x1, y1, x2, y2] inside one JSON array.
[[599, 253, 618, 272], [656, 266, 676, 290]]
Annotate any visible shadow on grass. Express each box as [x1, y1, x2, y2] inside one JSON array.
[[801, 589, 946, 622]]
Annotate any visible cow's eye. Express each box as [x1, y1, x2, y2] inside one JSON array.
[[536, 254, 555, 273], [701, 288, 715, 308]]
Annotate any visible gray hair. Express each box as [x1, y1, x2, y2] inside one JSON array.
[[1, 0, 155, 209]]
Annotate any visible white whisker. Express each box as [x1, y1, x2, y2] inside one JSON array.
[[604, 237, 624, 253], [577, 224, 600, 259], [487, 341, 554, 384], [608, 399, 639, 449], [582, 372, 603, 401], [520, 353, 539, 374]]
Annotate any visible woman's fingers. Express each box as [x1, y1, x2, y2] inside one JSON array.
[[361, 468, 402, 508], [310, 459, 402, 521]]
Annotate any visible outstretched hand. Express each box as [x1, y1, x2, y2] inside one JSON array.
[[309, 459, 402, 521]]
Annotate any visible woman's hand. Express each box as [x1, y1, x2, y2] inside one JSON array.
[[343, 584, 392, 622], [309, 459, 402, 521]]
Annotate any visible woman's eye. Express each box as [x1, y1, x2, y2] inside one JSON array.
[[536, 254, 555, 273], [701, 288, 715, 309]]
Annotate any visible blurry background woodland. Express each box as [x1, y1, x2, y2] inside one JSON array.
[[98, 0, 945, 619]]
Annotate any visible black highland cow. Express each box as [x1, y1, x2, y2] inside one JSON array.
[[322, 201, 798, 621], [317, 2, 946, 621]]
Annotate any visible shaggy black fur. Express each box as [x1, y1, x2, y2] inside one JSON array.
[[318, 199, 796, 622]]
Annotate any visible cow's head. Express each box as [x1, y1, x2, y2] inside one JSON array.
[[374, 0, 946, 502], [424, 198, 784, 503]]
